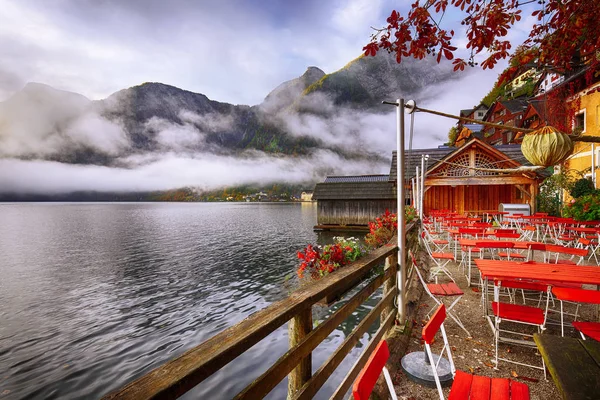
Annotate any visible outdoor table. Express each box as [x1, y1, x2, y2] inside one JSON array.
[[474, 259, 600, 321], [458, 239, 544, 286], [534, 333, 600, 400]]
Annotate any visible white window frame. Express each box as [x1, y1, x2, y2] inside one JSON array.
[[574, 108, 586, 133]]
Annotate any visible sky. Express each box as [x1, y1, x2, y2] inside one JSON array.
[[0, 0, 537, 194], [0, 0, 534, 105]]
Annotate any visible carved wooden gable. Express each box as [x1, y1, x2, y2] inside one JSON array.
[[427, 139, 521, 179]]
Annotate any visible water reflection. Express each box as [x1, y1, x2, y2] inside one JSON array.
[[0, 202, 382, 399]]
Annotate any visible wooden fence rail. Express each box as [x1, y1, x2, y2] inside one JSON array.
[[103, 240, 400, 400]]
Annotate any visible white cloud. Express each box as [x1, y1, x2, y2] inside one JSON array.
[[0, 150, 388, 194]]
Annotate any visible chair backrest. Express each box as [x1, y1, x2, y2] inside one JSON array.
[[422, 304, 456, 400], [458, 228, 484, 237], [475, 241, 515, 249], [528, 243, 547, 251], [422, 304, 447, 344], [352, 341, 398, 400], [494, 232, 521, 240], [578, 237, 592, 246], [546, 244, 588, 257], [494, 228, 517, 234]]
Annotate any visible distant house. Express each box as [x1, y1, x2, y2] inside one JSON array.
[[300, 191, 314, 202], [481, 99, 528, 145], [564, 78, 600, 189], [312, 175, 395, 228], [535, 71, 565, 95], [460, 104, 488, 121]]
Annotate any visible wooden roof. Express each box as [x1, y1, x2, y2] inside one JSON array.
[[324, 175, 389, 183], [390, 139, 549, 182], [312, 181, 396, 200]]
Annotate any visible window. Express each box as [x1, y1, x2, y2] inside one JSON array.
[[574, 110, 586, 134], [477, 111, 484, 118]]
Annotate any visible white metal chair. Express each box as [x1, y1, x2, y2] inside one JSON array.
[[421, 231, 456, 283], [491, 280, 550, 375], [552, 287, 600, 337], [352, 340, 397, 400], [410, 251, 471, 337], [423, 304, 531, 400]]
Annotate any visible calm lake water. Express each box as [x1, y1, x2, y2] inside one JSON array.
[[0, 203, 382, 399]]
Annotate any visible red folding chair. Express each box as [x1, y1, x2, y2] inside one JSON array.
[[494, 233, 526, 260], [545, 245, 588, 265], [423, 304, 531, 400], [410, 251, 471, 337], [576, 237, 599, 265], [572, 322, 600, 341], [352, 340, 397, 400], [552, 287, 600, 337], [492, 280, 550, 375]]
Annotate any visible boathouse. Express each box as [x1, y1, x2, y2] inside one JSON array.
[[396, 138, 547, 215], [312, 138, 546, 228], [312, 175, 395, 229]]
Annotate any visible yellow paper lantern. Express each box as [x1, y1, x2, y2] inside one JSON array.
[[521, 126, 574, 167]]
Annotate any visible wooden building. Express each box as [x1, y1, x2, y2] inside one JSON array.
[[312, 175, 395, 228], [313, 138, 546, 228], [394, 138, 547, 215]]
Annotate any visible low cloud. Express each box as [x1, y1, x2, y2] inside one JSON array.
[[0, 83, 130, 158], [0, 149, 388, 194]]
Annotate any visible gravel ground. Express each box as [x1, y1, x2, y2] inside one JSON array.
[[388, 253, 599, 400]]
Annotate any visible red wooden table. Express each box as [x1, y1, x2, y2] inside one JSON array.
[[458, 239, 545, 285], [474, 259, 600, 286], [475, 260, 600, 327]]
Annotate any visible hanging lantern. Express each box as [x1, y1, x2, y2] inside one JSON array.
[[521, 126, 574, 167]]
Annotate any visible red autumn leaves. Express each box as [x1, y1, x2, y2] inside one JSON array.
[[364, 0, 600, 74]]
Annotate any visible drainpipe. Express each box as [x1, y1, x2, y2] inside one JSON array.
[[415, 166, 420, 215], [592, 144, 597, 189]]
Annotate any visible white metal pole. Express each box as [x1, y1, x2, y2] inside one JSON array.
[[397, 98, 406, 323], [420, 155, 426, 220], [411, 178, 416, 207], [415, 166, 420, 214]]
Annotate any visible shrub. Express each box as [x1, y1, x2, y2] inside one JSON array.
[[297, 237, 365, 279], [570, 178, 595, 199], [562, 191, 600, 221]]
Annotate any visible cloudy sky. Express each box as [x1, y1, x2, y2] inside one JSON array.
[[0, 0, 534, 105], [0, 0, 537, 194]]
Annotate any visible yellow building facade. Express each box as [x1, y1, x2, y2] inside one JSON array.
[[564, 83, 600, 188]]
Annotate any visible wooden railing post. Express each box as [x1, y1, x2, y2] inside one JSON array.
[[381, 253, 398, 324], [287, 308, 312, 399]]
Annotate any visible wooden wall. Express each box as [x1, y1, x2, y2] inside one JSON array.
[[423, 185, 521, 214], [317, 200, 397, 226]]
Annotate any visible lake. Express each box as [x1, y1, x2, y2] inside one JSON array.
[[0, 203, 382, 399]]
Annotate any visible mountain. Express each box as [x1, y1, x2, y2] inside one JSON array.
[[295, 54, 458, 111], [0, 53, 459, 169], [260, 66, 325, 114]]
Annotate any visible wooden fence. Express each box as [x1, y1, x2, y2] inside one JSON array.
[[103, 240, 402, 400]]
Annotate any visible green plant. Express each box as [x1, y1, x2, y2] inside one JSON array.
[[570, 178, 595, 199], [562, 191, 600, 221], [405, 205, 417, 223], [537, 168, 580, 216]]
